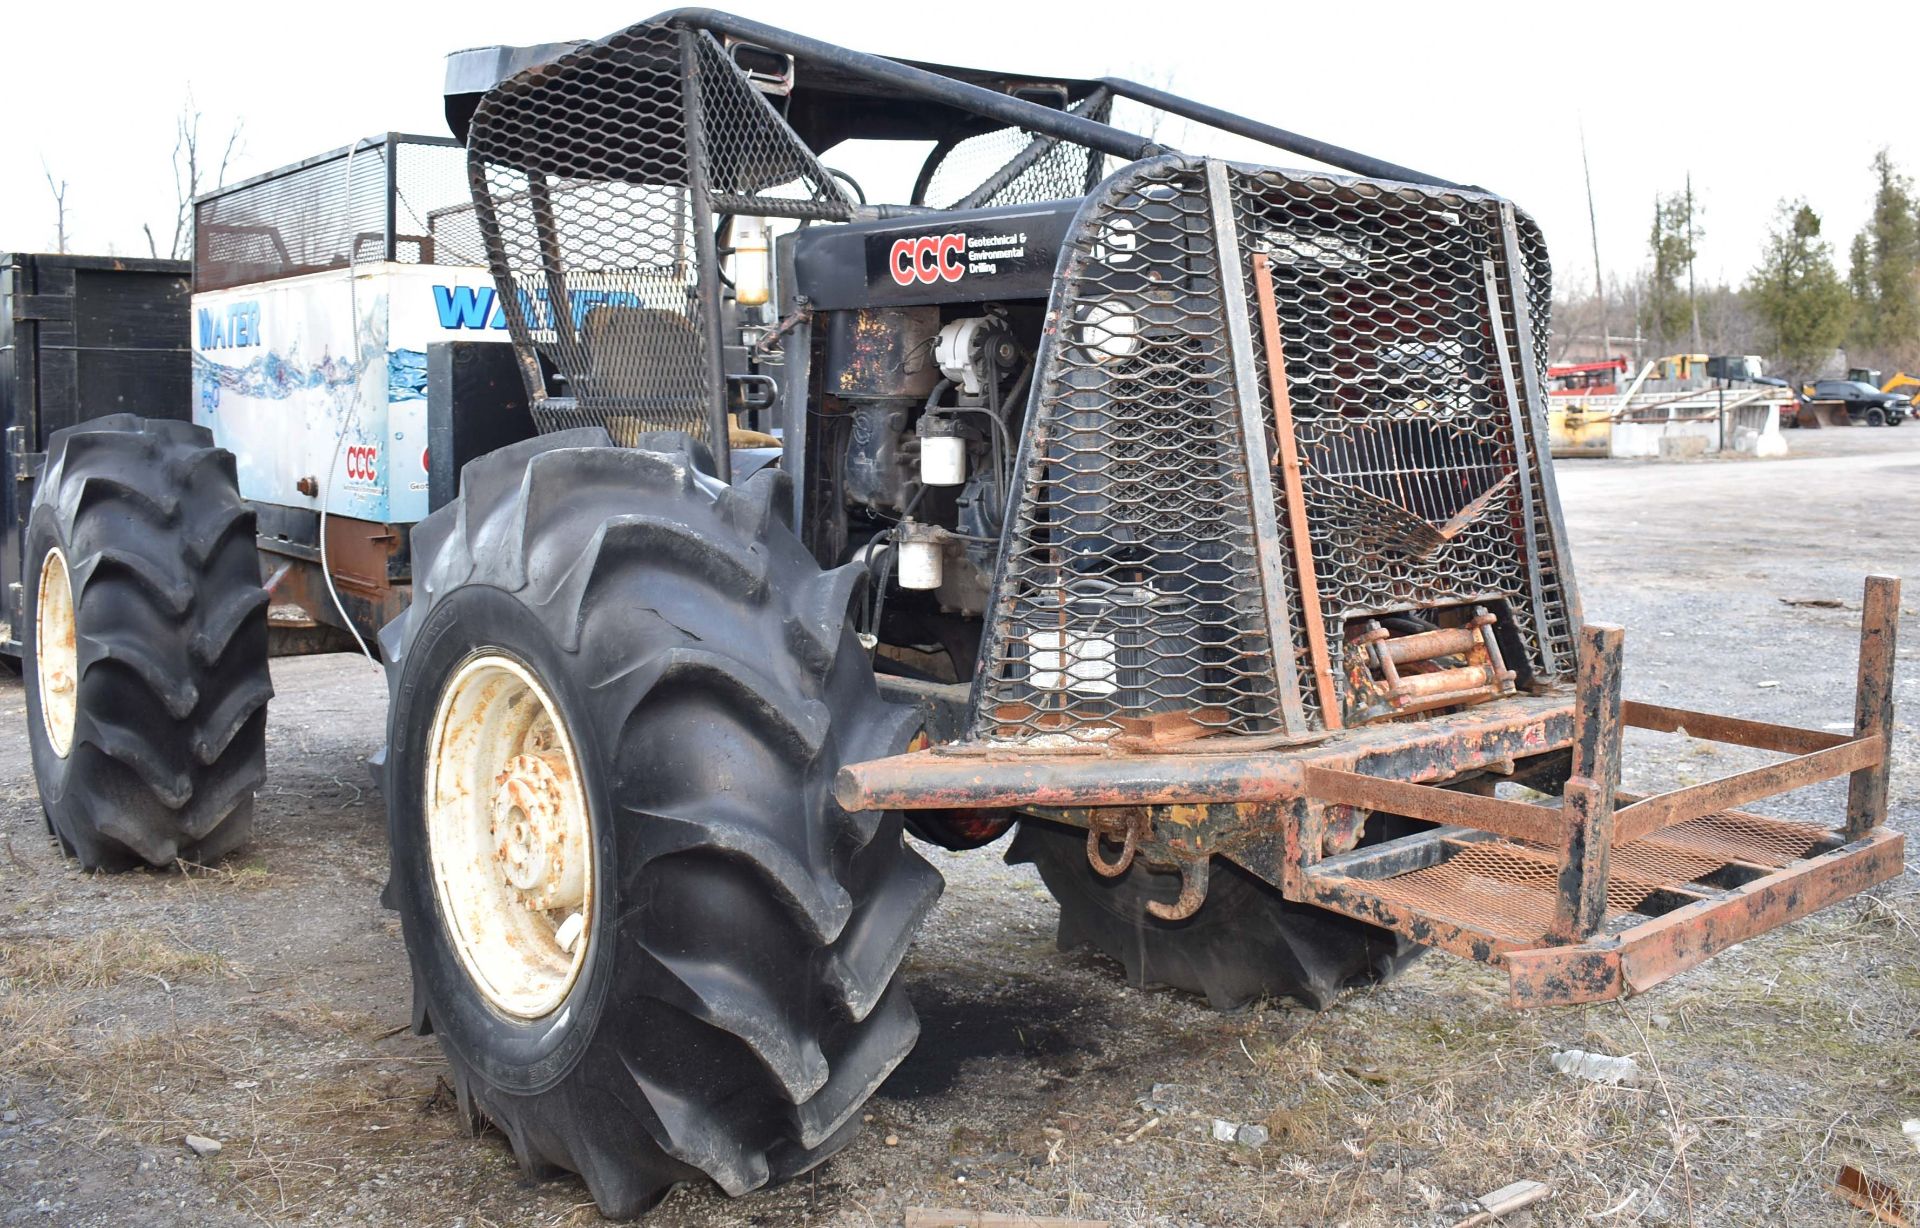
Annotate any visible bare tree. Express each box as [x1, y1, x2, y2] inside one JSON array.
[[149, 91, 243, 261], [43, 163, 69, 253]]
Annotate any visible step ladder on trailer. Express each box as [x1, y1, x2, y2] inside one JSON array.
[[1290, 576, 1903, 1006]]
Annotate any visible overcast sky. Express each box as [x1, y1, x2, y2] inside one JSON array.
[[5, 0, 1915, 296]]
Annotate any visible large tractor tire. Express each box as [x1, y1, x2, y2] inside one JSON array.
[[1007, 818, 1421, 1011], [380, 431, 941, 1218], [24, 415, 270, 869]]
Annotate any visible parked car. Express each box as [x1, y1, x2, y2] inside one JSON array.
[[1804, 379, 1910, 426]]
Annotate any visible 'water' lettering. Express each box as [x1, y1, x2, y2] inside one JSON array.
[[432, 284, 647, 333], [197, 301, 261, 349]]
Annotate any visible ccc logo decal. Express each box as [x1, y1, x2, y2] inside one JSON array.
[[890, 234, 966, 287], [344, 445, 380, 484]]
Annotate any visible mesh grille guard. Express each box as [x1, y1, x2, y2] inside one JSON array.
[[463, 22, 852, 459], [971, 155, 1577, 746]]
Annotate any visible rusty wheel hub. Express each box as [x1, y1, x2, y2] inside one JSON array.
[[491, 751, 586, 911], [426, 654, 593, 1019]]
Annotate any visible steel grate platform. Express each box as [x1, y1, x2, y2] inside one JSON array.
[[1314, 808, 1835, 949]]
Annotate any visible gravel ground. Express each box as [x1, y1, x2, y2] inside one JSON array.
[[1, 427, 1915, 1227]]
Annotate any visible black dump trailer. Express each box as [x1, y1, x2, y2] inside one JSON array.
[[0, 254, 193, 658]]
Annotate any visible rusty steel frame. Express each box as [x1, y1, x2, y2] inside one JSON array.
[[1555, 624, 1624, 940], [261, 513, 412, 650], [840, 575, 1902, 1007], [1504, 827, 1906, 1007], [1293, 574, 1901, 1004], [836, 692, 1575, 812]]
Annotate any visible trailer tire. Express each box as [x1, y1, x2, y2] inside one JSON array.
[[23, 415, 270, 870], [1007, 818, 1421, 1011], [381, 431, 940, 1218]]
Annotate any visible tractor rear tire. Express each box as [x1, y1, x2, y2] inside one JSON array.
[[1007, 818, 1421, 1011], [380, 431, 940, 1218], [24, 415, 270, 870]]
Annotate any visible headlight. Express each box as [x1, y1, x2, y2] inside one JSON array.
[[1075, 301, 1141, 362], [1028, 629, 1118, 697]]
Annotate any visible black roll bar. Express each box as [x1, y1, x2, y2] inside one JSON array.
[[660, 9, 1463, 191], [1099, 77, 1460, 190]]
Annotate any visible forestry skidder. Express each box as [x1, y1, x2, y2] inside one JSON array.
[[14, 9, 1902, 1218]]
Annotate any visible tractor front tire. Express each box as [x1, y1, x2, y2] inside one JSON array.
[[1008, 818, 1421, 1011], [24, 415, 270, 870], [381, 431, 940, 1217]]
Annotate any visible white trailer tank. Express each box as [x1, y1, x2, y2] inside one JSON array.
[[189, 135, 510, 525]]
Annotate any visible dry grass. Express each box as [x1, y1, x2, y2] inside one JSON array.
[[0, 920, 464, 1219], [172, 856, 275, 892], [0, 926, 227, 990], [2, 983, 464, 1219], [906, 907, 1920, 1228]]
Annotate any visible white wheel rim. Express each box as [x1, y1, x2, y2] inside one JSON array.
[[35, 548, 77, 758], [426, 653, 594, 1019]]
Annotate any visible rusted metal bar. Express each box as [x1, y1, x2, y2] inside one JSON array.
[[1301, 766, 1565, 847], [1377, 625, 1483, 665], [1392, 666, 1499, 701], [1506, 827, 1906, 1007], [1553, 625, 1624, 942], [1622, 700, 1853, 756], [1846, 574, 1901, 839], [1250, 251, 1341, 730], [1611, 735, 1883, 845], [835, 694, 1575, 811]]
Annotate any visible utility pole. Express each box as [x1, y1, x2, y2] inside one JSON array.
[[1580, 122, 1612, 361], [1685, 172, 1701, 354]]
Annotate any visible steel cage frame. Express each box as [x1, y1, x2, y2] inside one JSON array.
[[458, 10, 1485, 490], [191, 133, 468, 293]]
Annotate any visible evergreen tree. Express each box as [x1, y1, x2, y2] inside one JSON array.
[[1847, 148, 1920, 363], [1847, 231, 1873, 303], [1641, 190, 1702, 352], [1749, 200, 1851, 377]]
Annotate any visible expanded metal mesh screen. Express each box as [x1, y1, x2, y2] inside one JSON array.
[[193, 137, 472, 293], [465, 23, 850, 443], [976, 156, 1569, 743], [976, 160, 1290, 743], [918, 94, 1112, 211], [1229, 168, 1575, 709], [1342, 810, 1829, 945]]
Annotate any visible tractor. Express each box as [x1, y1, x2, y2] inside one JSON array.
[[9, 10, 1902, 1218]]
